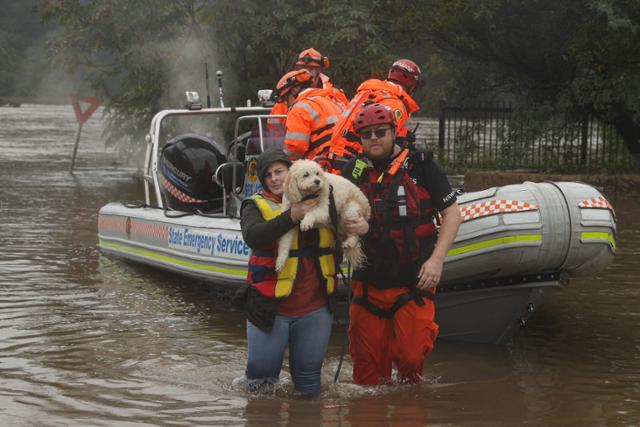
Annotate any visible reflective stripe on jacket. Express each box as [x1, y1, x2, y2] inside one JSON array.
[[246, 193, 337, 298], [283, 88, 343, 160]]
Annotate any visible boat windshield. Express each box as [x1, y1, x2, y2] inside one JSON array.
[[231, 115, 285, 162], [246, 125, 285, 155]]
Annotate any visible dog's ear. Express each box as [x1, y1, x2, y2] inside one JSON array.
[[285, 172, 303, 203]]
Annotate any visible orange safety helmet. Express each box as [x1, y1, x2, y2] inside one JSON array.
[[275, 69, 313, 100], [354, 102, 396, 133], [295, 48, 330, 69], [387, 59, 424, 91]]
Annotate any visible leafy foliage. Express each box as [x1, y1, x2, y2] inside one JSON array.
[[1, 0, 636, 168], [36, 0, 409, 154], [0, 0, 53, 102], [419, 0, 640, 165]]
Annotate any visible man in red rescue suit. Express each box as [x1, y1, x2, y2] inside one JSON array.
[[341, 103, 461, 385], [275, 69, 344, 161], [328, 59, 424, 171]]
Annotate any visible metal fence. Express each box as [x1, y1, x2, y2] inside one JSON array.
[[410, 100, 633, 173]]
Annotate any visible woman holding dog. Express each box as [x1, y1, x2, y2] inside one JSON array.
[[341, 102, 462, 385], [237, 148, 364, 396]]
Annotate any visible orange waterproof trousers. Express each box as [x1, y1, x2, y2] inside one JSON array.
[[348, 280, 439, 385]]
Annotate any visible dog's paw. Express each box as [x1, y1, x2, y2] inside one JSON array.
[[342, 235, 359, 249], [299, 217, 313, 231], [275, 256, 286, 272]]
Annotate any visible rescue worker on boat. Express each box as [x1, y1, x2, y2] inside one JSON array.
[[293, 47, 349, 108], [276, 69, 344, 162], [235, 148, 361, 396], [341, 103, 461, 385], [328, 59, 424, 172], [270, 48, 349, 127]]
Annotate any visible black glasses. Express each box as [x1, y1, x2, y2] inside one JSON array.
[[359, 127, 391, 140]]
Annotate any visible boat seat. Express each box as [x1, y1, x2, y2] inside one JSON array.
[[215, 162, 245, 195]]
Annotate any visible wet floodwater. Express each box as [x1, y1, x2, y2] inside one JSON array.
[[1, 104, 639, 426]]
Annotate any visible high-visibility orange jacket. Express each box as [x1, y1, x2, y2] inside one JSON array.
[[283, 88, 343, 160], [268, 75, 347, 132], [268, 101, 288, 126], [266, 102, 288, 138], [329, 79, 420, 161], [319, 73, 350, 109]]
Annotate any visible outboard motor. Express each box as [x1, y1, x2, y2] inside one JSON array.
[[159, 134, 226, 212]]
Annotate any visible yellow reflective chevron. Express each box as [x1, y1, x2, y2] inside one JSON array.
[[252, 195, 281, 219], [581, 231, 616, 251], [318, 228, 336, 294], [447, 234, 542, 257]]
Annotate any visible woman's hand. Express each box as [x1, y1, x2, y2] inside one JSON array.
[[290, 199, 319, 223], [344, 216, 369, 236]]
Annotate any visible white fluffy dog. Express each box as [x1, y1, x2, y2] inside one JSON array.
[[275, 159, 371, 272]]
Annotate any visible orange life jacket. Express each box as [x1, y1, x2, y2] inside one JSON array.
[[328, 79, 420, 165]]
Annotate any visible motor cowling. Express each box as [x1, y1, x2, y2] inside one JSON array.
[[158, 134, 226, 212]]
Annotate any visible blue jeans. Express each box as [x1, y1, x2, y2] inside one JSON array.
[[246, 306, 333, 396]]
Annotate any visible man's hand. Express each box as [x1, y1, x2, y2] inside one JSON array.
[[416, 202, 461, 290], [290, 199, 319, 223], [417, 256, 443, 290], [343, 215, 369, 236]]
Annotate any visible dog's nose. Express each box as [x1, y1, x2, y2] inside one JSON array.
[[314, 179, 321, 186]]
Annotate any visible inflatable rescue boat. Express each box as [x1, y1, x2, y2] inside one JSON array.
[[98, 101, 617, 344]]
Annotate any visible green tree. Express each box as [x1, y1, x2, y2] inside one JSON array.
[[205, 0, 394, 99], [41, 0, 410, 153], [417, 0, 640, 167], [0, 0, 54, 101], [40, 0, 216, 154], [41, 0, 640, 170]]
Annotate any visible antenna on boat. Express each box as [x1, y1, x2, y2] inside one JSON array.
[[216, 70, 225, 108], [205, 62, 211, 108]]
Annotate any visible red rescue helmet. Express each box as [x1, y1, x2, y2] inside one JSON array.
[[276, 69, 313, 99], [387, 59, 424, 91], [354, 102, 396, 133], [295, 48, 330, 69]]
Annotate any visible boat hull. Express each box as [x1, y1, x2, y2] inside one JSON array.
[[98, 181, 615, 344], [99, 205, 248, 286], [443, 181, 616, 285]]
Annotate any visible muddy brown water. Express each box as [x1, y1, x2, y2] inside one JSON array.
[[1, 104, 639, 426]]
